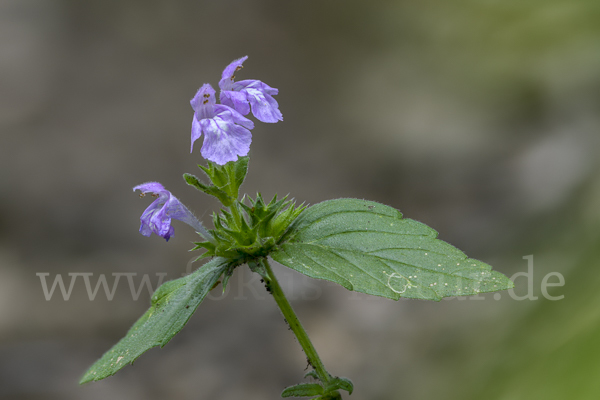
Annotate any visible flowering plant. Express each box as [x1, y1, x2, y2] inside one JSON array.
[[80, 57, 513, 399]]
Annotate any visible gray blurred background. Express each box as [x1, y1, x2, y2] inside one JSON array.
[[2, 0, 600, 399]]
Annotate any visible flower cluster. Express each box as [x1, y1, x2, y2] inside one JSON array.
[[191, 56, 282, 166], [134, 56, 281, 242]]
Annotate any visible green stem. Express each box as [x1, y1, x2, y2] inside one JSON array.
[[261, 258, 333, 385]]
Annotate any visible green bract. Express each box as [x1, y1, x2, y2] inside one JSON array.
[[184, 156, 249, 207], [193, 193, 305, 263]]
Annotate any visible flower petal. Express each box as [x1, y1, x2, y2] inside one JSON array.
[[200, 117, 252, 165], [214, 104, 254, 130], [138, 207, 156, 237], [220, 90, 250, 116], [219, 56, 248, 91], [190, 83, 216, 119], [244, 88, 283, 123], [149, 203, 173, 238], [133, 182, 166, 194], [191, 116, 202, 153], [236, 79, 278, 96]]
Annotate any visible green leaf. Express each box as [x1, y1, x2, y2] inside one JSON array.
[[304, 370, 319, 379], [248, 260, 269, 279], [271, 199, 513, 301], [198, 156, 249, 203], [315, 392, 341, 400], [281, 383, 324, 397], [221, 263, 236, 291], [80, 257, 230, 383], [184, 173, 232, 205], [230, 156, 250, 194], [326, 377, 354, 395]]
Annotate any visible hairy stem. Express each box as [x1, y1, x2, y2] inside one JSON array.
[[261, 258, 333, 385]]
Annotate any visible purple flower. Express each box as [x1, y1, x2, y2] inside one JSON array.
[[219, 56, 283, 123], [190, 83, 254, 165], [133, 182, 211, 242]]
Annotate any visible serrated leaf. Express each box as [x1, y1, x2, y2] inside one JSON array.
[[281, 383, 324, 397], [184, 173, 232, 205], [192, 157, 249, 206], [231, 156, 249, 191], [202, 157, 248, 199], [80, 257, 230, 383], [271, 199, 513, 301]]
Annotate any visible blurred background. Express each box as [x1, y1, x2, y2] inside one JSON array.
[[1, 0, 600, 399]]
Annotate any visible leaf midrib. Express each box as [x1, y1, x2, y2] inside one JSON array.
[[296, 228, 434, 243], [283, 242, 494, 282]]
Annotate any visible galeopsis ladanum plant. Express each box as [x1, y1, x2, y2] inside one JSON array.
[[80, 56, 514, 399]]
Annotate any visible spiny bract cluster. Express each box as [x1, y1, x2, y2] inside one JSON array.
[[196, 194, 305, 261], [184, 157, 304, 264]]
